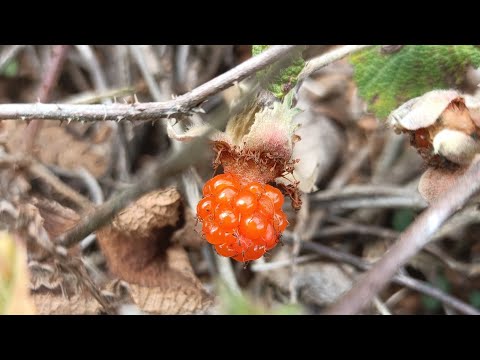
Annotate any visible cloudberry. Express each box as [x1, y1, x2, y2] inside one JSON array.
[[197, 173, 289, 262]]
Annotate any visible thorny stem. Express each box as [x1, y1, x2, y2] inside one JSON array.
[[0, 45, 301, 123], [325, 156, 480, 315], [298, 45, 373, 82], [23, 45, 70, 153]]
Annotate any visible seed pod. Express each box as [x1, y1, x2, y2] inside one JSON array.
[[388, 90, 480, 166]]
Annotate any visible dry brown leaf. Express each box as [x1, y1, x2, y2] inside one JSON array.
[[97, 187, 182, 285], [112, 187, 181, 237], [28, 261, 71, 292], [1, 120, 111, 178], [97, 188, 212, 314], [128, 245, 212, 314], [11, 197, 100, 315], [24, 198, 82, 262], [33, 197, 81, 238], [32, 288, 101, 315]]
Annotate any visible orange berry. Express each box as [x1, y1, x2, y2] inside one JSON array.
[[202, 221, 224, 245], [262, 223, 278, 250], [234, 190, 258, 215], [244, 182, 265, 198], [215, 187, 238, 206], [215, 241, 242, 258], [198, 173, 289, 262], [257, 195, 275, 219], [197, 196, 214, 220], [264, 184, 284, 209], [215, 205, 240, 231], [239, 214, 268, 240], [245, 244, 266, 261], [203, 173, 240, 196]]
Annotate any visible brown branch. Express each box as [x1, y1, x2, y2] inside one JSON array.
[[0, 152, 93, 211], [312, 184, 427, 210], [23, 45, 70, 153], [281, 235, 480, 315], [28, 162, 93, 211], [0, 45, 301, 123], [324, 156, 480, 315]]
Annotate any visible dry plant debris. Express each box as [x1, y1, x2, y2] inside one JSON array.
[[1, 45, 480, 315]]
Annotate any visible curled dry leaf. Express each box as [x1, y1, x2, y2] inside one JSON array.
[[97, 187, 181, 284], [97, 188, 212, 314], [127, 245, 212, 314], [33, 197, 81, 238], [97, 189, 182, 286], [16, 198, 104, 315], [26, 197, 82, 261], [110, 187, 181, 240], [388, 90, 480, 166]]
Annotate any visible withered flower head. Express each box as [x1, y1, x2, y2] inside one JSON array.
[[388, 90, 480, 166]]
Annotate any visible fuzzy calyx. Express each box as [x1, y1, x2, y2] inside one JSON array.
[[212, 91, 301, 184]]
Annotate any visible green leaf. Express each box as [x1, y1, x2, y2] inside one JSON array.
[[350, 45, 480, 119], [1, 60, 19, 78], [469, 290, 480, 309], [421, 273, 451, 312], [391, 209, 416, 232], [252, 45, 305, 100], [218, 281, 302, 315]]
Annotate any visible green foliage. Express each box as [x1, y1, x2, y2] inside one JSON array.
[[350, 45, 480, 119], [469, 290, 480, 309], [252, 45, 305, 100], [252, 45, 269, 57], [1, 60, 18, 78], [392, 209, 416, 232], [218, 282, 302, 315], [421, 273, 451, 312]]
